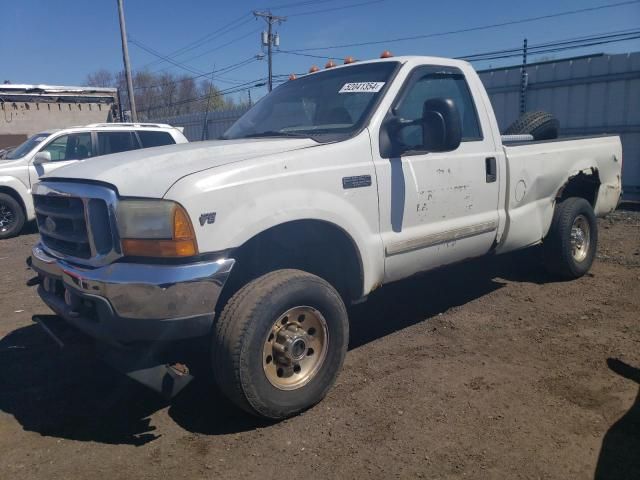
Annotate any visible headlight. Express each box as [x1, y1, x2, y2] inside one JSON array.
[[117, 199, 198, 257]]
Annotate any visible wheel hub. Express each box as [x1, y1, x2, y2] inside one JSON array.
[[570, 215, 591, 263], [0, 203, 15, 231], [263, 306, 329, 391], [274, 325, 310, 363]]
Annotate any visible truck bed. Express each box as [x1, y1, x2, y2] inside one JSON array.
[[497, 135, 622, 254]]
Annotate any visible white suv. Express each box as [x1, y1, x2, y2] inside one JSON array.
[[0, 123, 188, 238]]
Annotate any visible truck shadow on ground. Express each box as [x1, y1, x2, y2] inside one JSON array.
[[594, 358, 640, 480], [0, 249, 555, 444]]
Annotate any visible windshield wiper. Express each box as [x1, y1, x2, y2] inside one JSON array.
[[240, 131, 312, 139]]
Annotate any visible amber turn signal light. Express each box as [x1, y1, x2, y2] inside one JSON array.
[[122, 204, 198, 258]]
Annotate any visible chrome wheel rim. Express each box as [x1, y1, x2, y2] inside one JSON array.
[[0, 203, 15, 233], [570, 215, 590, 263], [262, 306, 329, 391]]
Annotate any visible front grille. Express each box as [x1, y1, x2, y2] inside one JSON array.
[[34, 195, 91, 258], [34, 193, 114, 260]]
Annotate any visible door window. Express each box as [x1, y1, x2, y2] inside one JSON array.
[[40, 133, 93, 161], [395, 69, 482, 149], [97, 131, 139, 155]]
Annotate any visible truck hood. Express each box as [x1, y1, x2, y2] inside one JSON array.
[[44, 137, 318, 197]]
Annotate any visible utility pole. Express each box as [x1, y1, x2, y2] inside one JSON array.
[[253, 11, 286, 92], [519, 38, 528, 115], [117, 0, 137, 121], [201, 68, 215, 141]]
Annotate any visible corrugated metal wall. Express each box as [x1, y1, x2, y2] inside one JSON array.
[[153, 105, 249, 142], [478, 52, 640, 200]]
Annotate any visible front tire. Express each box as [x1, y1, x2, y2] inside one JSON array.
[[213, 269, 349, 419], [543, 197, 598, 279], [0, 193, 25, 239]]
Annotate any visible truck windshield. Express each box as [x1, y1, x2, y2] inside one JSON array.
[[6, 133, 50, 160], [224, 61, 399, 142]]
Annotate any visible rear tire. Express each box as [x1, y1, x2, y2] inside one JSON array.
[[504, 111, 559, 140], [0, 193, 25, 239], [212, 269, 349, 419], [543, 197, 598, 279]]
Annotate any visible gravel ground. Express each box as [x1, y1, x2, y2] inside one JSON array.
[[0, 212, 638, 479]]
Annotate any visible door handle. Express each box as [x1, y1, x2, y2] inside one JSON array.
[[485, 157, 497, 183]]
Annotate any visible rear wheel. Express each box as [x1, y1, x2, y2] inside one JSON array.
[[213, 269, 349, 419], [543, 197, 598, 279], [0, 193, 25, 239]]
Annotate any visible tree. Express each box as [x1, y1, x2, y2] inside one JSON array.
[[84, 68, 239, 120], [86, 69, 114, 88]]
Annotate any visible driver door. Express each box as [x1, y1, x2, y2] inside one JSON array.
[[373, 66, 501, 283], [29, 132, 94, 186]]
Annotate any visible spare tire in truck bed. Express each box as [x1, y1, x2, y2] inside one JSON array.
[[503, 111, 559, 141]]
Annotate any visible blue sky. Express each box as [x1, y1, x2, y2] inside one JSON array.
[[3, 0, 640, 102]]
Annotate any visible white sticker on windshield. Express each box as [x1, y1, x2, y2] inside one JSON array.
[[339, 82, 385, 93], [34, 137, 47, 142]]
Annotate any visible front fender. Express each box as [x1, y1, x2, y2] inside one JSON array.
[[165, 133, 385, 294]]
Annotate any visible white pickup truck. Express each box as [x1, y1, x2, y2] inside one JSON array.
[[29, 55, 622, 419]]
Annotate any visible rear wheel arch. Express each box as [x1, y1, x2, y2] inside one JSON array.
[[556, 169, 601, 207]]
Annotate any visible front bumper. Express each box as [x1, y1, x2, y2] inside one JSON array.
[[31, 243, 235, 345]]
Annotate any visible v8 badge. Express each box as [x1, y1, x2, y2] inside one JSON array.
[[199, 212, 217, 226]]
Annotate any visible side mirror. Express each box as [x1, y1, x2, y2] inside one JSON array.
[[33, 151, 51, 165], [379, 97, 462, 158], [421, 97, 462, 152]]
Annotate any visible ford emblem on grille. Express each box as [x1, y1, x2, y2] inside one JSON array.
[[45, 216, 57, 232]]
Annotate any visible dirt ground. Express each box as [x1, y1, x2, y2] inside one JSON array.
[[0, 212, 638, 480]]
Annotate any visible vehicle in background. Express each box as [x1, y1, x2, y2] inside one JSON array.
[[0, 123, 188, 239], [0, 147, 15, 159], [29, 55, 622, 419]]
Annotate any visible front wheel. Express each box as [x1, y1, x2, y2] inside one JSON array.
[[0, 193, 26, 239], [543, 197, 598, 279], [212, 269, 349, 419]]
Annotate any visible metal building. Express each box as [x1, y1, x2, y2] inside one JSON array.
[[478, 52, 640, 200], [0, 84, 119, 149]]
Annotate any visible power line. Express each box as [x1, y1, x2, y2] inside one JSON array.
[[263, 0, 337, 10], [285, 0, 640, 52], [129, 38, 205, 75], [142, 77, 269, 114], [166, 27, 263, 68], [460, 31, 640, 62], [133, 56, 259, 91], [275, 29, 640, 68], [285, 0, 387, 17], [141, 13, 253, 69]]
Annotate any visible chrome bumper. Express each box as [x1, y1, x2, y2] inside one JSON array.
[[31, 243, 235, 344]]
